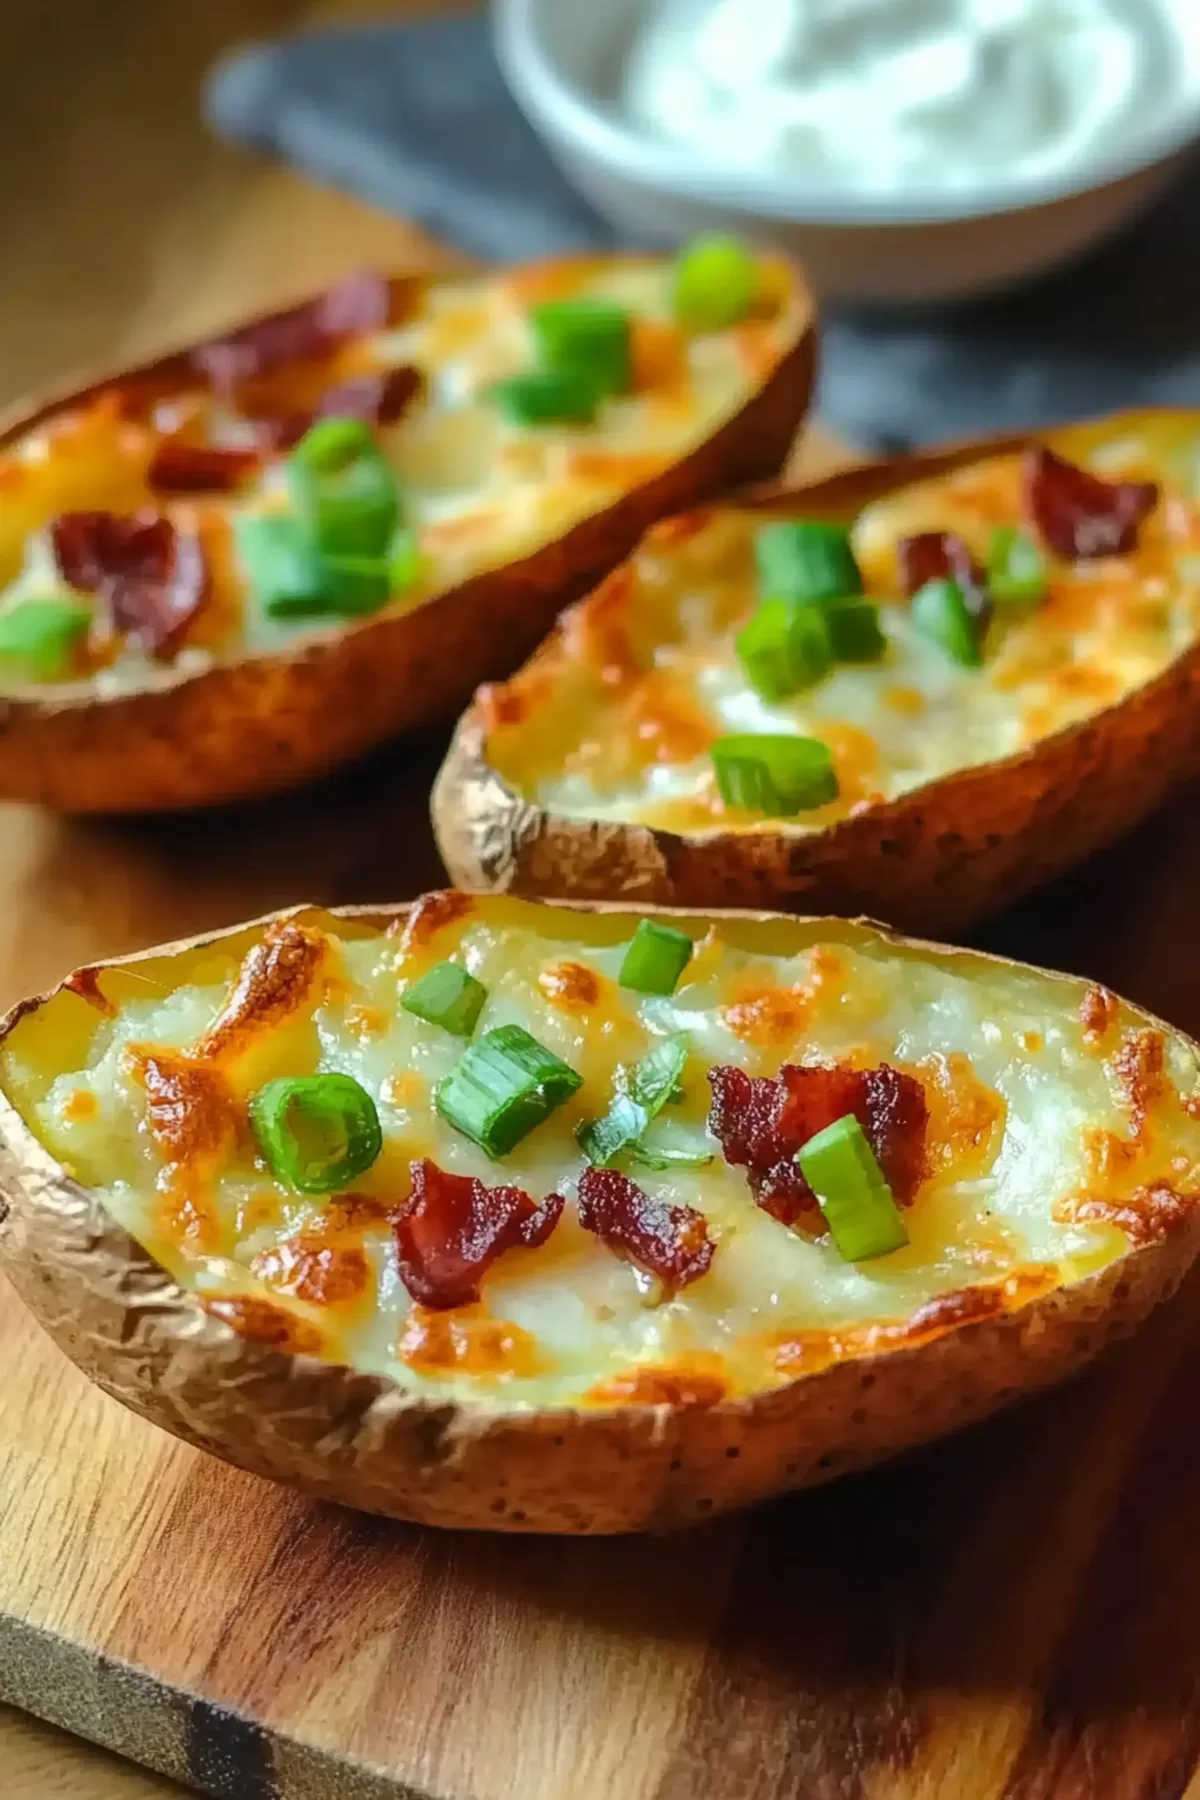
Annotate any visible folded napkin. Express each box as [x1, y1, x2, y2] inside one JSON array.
[[207, 12, 1200, 449]]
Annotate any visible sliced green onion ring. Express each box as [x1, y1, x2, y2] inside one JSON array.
[[755, 520, 863, 606], [912, 576, 983, 667], [436, 1024, 582, 1158], [0, 595, 92, 681], [712, 733, 838, 816], [490, 370, 598, 426], [619, 920, 695, 996], [796, 1113, 909, 1262], [823, 598, 887, 663], [250, 1073, 383, 1196], [401, 961, 487, 1036], [287, 418, 400, 560], [987, 526, 1048, 605], [673, 236, 760, 332], [736, 599, 831, 701], [530, 299, 631, 398]]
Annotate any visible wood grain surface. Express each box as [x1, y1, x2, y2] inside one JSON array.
[[7, 3, 1200, 1799]]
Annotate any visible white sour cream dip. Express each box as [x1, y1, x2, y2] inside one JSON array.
[[620, 0, 1185, 194]]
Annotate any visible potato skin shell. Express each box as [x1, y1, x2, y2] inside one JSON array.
[[0, 262, 817, 813], [1, 899, 1198, 1535], [433, 424, 1200, 938]]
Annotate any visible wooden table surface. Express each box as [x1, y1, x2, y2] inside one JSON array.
[[0, 3, 846, 1795]]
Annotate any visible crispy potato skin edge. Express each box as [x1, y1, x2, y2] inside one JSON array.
[[1, 898, 1198, 1535], [0, 262, 817, 813], [433, 418, 1200, 936]]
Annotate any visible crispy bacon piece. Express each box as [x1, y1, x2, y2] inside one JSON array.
[[251, 363, 423, 452], [576, 1167, 714, 1292], [191, 268, 391, 393], [394, 1159, 564, 1311], [147, 439, 261, 494], [897, 531, 989, 623], [707, 1062, 928, 1229], [1024, 446, 1159, 560], [50, 510, 207, 658]]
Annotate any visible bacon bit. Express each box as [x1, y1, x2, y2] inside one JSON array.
[[61, 1089, 98, 1123], [538, 959, 601, 1013], [316, 363, 422, 428], [51, 510, 208, 659], [324, 1190, 398, 1233], [1112, 1029, 1169, 1143], [398, 1304, 540, 1377], [128, 1047, 239, 1166], [1056, 1183, 1196, 1250], [197, 921, 328, 1064], [576, 1167, 715, 1292], [202, 1294, 322, 1356], [917, 1051, 1006, 1180], [191, 269, 391, 394], [1025, 446, 1159, 560], [897, 530, 989, 624], [586, 1364, 726, 1407], [252, 1237, 370, 1307], [147, 440, 260, 494], [707, 1062, 928, 1229], [64, 967, 115, 1017], [394, 1159, 565, 1311], [1079, 984, 1120, 1045], [392, 890, 476, 951]]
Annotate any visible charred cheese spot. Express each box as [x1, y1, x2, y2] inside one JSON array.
[[587, 1364, 727, 1407], [398, 1305, 541, 1377], [64, 969, 116, 1017], [61, 1089, 98, 1123], [1055, 1183, 1197, 1249], [720, 945, 846, 1050], [918, 1052, 1006, 1181], [252, 1236, 371, 1307], [128, 1046, 239, 1167], [198, 921, 328, 1065], [1079, 985, 1119, 1045], [394, 890, 477, 954], [203, 1294, 323, 1356], [1112, 1029, 1169, 1142], [344, 1004, 388, 1041], [538, 960, 603, 1013]]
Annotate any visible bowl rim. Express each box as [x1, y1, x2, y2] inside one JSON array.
[[495, 0, 1200, 228]]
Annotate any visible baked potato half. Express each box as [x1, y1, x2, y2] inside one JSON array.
[[435, 410, 1200, 935], [1, 889, 1198, 1534], [0, 250, 815, 811]]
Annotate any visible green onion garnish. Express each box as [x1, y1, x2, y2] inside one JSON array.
[[823, 598, 887, 664], [712, 733, 838, 815], [987, 526, 1048, 605], [736, 599, 831, 701], [755, 521, 863, 606], [628, 1143, 714, 1172], [576, 1034, 690, 1168], [249, 1073, 383, 1195], [388, 525, 425, 593], [619, 920, 694, 996], [490, 370, 598, 426], [531, 299, 631, 399], [401, 961, 487, 1037], [912, 576, 984, 667], [673, 235, 760, 331], [0, 595, 92, 681], [796, 1114, 909, 1262], [287, 417, 400, 560], [436, 1024, 582, 1158], [236, 515, 392, 621]]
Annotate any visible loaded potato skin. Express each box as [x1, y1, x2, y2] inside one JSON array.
[[1, 892, 1198, 1533]]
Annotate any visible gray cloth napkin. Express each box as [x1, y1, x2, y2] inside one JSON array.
[[206, 12, 1200, 450]]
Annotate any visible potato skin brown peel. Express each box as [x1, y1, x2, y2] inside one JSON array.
[[434, 416, 1200, 936], [1, 898, 1198, 1535], [0, 260, 817, 813]]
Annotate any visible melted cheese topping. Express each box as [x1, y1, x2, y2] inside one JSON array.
[[484, 412, 1200, 834], [4, 896, 1199, 1413], [0, 255, 804, 695]]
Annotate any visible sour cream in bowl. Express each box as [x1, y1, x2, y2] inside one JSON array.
[[496, 0, 1200, 303]]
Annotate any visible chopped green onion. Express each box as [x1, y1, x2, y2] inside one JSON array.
[[627, 1142, 714, 1172], [712, 733, 838, 815], [912, 576, 983, 668], [249, 1074, 383, 1196], [673, 235, 759, 331], [287, 419, 400, 559], [577, 1035, 691, 1168], [0, 596, 92, 681], [388, 525, 425, 593], [401, 961, 487, 1036], [531, 299, 631, 398], [822, 597, 887, 663], [237, 515, 394, 620], [619, 919, 694, 996], [490, 370, 598, 426], [755, 520, 863, 606], [987, 526, 1048, 605], [796, 1114, 909, 1262], [436, 1024, 582, 1158], [736, 599, 831, 701]]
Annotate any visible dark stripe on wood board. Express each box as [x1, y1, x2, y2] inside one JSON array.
[[187, 1698, 277, 1800]]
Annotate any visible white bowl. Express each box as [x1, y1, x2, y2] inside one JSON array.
[[494, 0, 1200, 306]]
